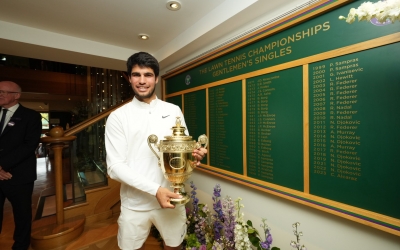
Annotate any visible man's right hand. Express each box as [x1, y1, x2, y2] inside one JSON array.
[[155, 186, 182, 209]]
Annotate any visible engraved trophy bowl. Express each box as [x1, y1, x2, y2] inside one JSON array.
[[147, 117, 208, 205]]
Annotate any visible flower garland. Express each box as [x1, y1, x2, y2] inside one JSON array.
[[339, 0, 400, 24]]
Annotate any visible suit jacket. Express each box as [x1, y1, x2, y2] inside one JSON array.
[[0, 104, 42, 185]]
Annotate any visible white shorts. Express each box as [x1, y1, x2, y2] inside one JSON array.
[[117, 205, 187, 249]]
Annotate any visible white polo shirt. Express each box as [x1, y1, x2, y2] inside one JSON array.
[[105, 97, 187, 211]]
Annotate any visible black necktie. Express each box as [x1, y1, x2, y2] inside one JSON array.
[[0, 109, 8, 135]]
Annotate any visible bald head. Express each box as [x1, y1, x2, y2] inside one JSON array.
[[0, 81, 21, 92], [0, 81, 21, 108]]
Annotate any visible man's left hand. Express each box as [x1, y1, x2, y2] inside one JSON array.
[[0, 166, 12, 180], [193, 147, 207, 166]]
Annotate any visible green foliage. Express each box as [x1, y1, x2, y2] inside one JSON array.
[[198, 203, 207, 217], [185, 233, 201, 248], [246, 219, 281, 250], [246, 219, 261, 249]]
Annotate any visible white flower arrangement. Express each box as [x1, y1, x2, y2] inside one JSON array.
[[185, 183, 283, 249], [233, 198, 252, 250], [339, 0, 400, 24]]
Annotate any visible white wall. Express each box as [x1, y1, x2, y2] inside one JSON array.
[[0, 20, 129, 71], [188, 171, 400, 250]]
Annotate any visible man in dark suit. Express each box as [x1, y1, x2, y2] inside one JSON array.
[[0, 81, 42, 250]]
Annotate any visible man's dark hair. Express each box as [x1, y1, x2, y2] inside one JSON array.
[[126, 52, 159, 77]]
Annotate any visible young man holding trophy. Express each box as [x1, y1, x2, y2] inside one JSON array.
[[105, 52, 207, 250]]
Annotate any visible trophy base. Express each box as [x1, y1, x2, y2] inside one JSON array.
[[170, 195, 190, 205]]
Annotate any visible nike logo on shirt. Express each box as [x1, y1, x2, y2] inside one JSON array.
[[162, 115, 170, 118]]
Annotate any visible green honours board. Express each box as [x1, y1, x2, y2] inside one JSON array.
[[165, 1, 400, 94], [246, 67, 303, 190], [209, 81, 243, 174], [166, 95, 182, 111], [163, 0, 400, 235], [309, 43, 400, 218], [184, 90, 208, 164]]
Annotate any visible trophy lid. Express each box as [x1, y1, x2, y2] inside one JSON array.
[[164, 117, 193, 141]]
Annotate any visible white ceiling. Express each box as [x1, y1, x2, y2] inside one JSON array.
[[0, 0, 311, 72]]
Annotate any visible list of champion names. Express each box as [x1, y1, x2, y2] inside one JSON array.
[[247, 76, 277, 181], [184, 93, 199, 136], [209, 86, 231, 170], [310, 58, 363, 181]]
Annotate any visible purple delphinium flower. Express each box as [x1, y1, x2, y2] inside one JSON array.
[[190, 181, 207, 245], [261, 241, 270, 249], [190, 181, 199, 214], [199, 245, 207, 250], [213, 184, 221, 198], [222, 196, 236, 250], [267, 233, 272, 244], [260, 219, 273, 250], [260, 230, 272, 249], [212, 184, 224, 242]]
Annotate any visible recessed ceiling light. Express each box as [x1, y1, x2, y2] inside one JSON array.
[[138, 34, 149, 40], [166, 1, 181, 11]]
